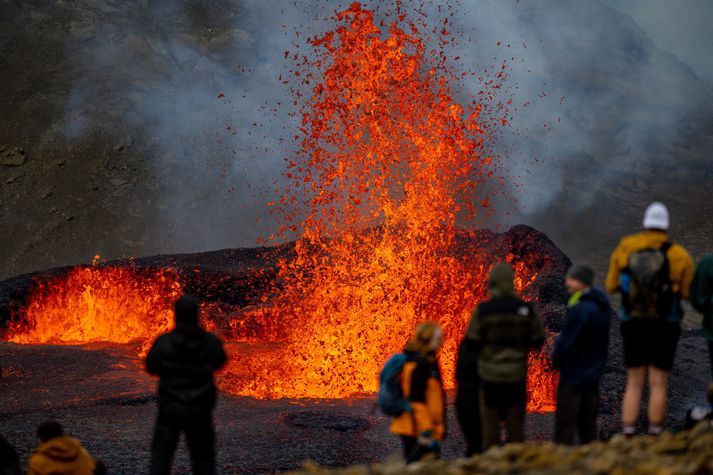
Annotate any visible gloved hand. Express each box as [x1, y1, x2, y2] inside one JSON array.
[[417, 430, 439, 451]]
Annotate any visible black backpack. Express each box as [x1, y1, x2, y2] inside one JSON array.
[[624, 242, 674, 318]]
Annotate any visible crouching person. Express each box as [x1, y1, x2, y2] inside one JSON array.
[[553, 265, 611, 445], [466, 263, 545, 450], [147, 295, 227, 475], [389, 322, 446, 463], [27, 421, 97, 475]]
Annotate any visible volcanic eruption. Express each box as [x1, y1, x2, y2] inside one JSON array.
[[1, 2, 564, 412]]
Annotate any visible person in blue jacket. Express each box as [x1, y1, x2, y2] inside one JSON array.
[[552, 264, 612, 445]]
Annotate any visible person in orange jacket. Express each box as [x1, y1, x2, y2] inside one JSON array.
[[26, 421, 97, 475], [389, 321, 446, 463], [606, 202, 695, 436]]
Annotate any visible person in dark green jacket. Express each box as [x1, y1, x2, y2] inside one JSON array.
[[691, 254, 713, 379], [466, 262, 545, 449]]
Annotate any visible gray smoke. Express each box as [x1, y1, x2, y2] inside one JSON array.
[[59, 0, 713, 253]]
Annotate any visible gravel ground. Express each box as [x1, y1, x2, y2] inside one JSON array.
[[1, 332, 709, 474]]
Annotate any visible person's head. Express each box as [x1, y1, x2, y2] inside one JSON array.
[[566, 264, 594, 294], [36, 421, 63, 444], [488, 262, 515, 298], [405, 321, 443, 355], [174, 294, 199, 327], [707, 383, 713, 404], [643, 202, 669, 231]]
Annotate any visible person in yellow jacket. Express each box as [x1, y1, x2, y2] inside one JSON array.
[[26, 421, 98, 475], [390, 322, 446, 463], [606, 202, 694, 436]]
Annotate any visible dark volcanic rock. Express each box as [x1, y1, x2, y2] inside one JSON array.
[[286, 411, 370, 433], [0, 225, 570, 330]]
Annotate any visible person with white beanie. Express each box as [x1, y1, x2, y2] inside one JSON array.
[[606, 202, 694, 437]]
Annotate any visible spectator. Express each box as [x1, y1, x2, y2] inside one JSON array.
[[146, 295, 227, 475], [389, 322, 446, 463], [606, 202, 694, 436], [26, 421, 96, 475], [690, 254, 713, 379], [466, 262, 545, 449], [0, 434, 21, 475], [552, 264, 611, 445]]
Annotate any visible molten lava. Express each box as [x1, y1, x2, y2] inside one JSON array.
[[3, 2, 558, 412], [220, 2, 557, 411], [6, 264, 181, 353]]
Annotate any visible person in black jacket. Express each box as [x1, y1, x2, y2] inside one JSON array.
[[455, 339, 482, 456], [552, 264, 611, 445], [0, 434, 21, 475], [146, 295, 227, 475]]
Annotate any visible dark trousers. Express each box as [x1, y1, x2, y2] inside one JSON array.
[[480, 381, 526, 449], [554, 382, 599, 445], [400, 436, 439, 464], [149, 410, 215, 475], [708, 340, 713, 379], [456, 386, 482, 456]]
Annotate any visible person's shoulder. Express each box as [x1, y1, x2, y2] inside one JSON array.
[[479, 297, 533, 318], [151, 332, 173, 348], [698, 254, 713, 270], [202, 330, 224, 346], [668, 242, 693, 261], [617, 231, 648, 249], [27, 451, 45, 470]]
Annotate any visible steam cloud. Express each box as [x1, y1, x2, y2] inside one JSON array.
[[60, 0, 713, 254]]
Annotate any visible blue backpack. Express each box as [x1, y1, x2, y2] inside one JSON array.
[[378, 352, 412, 416]]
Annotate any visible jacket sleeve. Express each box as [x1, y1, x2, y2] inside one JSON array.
[[408, 361, 434, 434], [145, 339, 162, 375], [552, 305, 587, 369], [529, 305, 545, 349], [674, 246, 695, 300], [691, 258, 713, 313], [606, 241, 626, 293]]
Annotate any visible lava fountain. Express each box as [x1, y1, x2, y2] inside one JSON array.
[[2, 2, 559, 412], [221, 2, 557, 410]]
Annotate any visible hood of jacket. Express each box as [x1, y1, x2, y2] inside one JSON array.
[[488, 263, 516, 298], [38, 437, 82, 462]]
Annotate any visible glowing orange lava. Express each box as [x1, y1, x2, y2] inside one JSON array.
[[3, 2, 558, 412], [220, 2, 558, 412], [6, 264, 181, 354]]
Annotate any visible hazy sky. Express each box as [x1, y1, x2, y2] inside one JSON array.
[[600, 0, 713, 82]]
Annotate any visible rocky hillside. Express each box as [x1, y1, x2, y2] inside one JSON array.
[[1, 0, 713, 281]]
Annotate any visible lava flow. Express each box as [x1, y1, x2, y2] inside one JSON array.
[[5, 263, 181, 354], [2, 2, 558, 412], [221, 2, 557, 411]]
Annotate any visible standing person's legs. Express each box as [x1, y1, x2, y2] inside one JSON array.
[[400, 436, 424, 464], [577, 386, 599, 444], [622, 367, 646, 435], [149, 411, 182, 475], [480, 391, 500, 450], [185, 413, 216, 475], [456, 387, 482, 456], [554, 382, 581, 445], [647, 367, 669, 434], [504, 405, 525, 443]]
